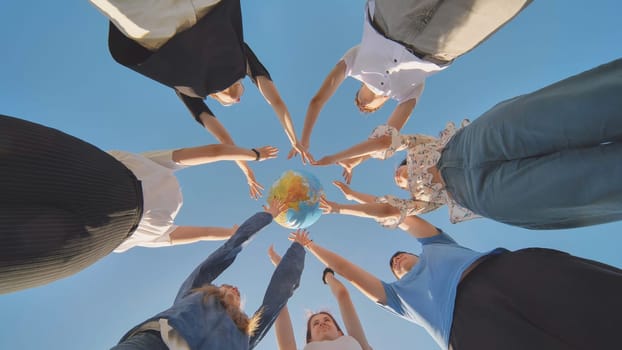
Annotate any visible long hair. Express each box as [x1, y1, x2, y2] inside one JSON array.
[[305, 311, 344, 343], [192, 284, 262, 336]]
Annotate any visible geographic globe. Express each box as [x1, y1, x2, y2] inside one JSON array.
[[267, 169, 323, 229]]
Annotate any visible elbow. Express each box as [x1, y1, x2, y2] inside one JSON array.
[[308, 96, 324, 110], [332, 284, 350, 300]]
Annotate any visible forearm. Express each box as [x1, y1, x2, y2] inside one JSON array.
[[306, 242, 385, 303], [336, 202, 400, 221], [273, 104, 298, 147], [330, 286, 371, 350], [250, 243, 305, 348], [169, 226, 233, 245], [321, 137, 391, 164], [273, 306, 297, 350], [300, 99, 322, 146], [347, 187, 377, 204], [175, 212, 273, 301], [172, 144, 260, 165]]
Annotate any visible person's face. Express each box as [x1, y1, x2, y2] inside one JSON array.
[[211, 80, 245, 106], [391, 253, 418, 279], [356, 84, 389, 113], [219, 284, 241, 309], [394, 165, 409, 189], [309, 313, 342, 342]]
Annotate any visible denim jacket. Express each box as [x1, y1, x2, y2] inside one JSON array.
[[118, 212, 305, 349]]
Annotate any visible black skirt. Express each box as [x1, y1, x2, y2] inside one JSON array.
[[0, 115, 143, 294], [450, 248, 622, 350]]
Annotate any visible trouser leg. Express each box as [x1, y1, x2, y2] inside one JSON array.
[[0, 115, 142, 294], [450, 249, 622, 350], [455, 58, 622, 164], [445, 142, 622, 229], [373, 0, 532, 62]]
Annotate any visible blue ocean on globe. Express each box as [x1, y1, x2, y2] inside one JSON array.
[[268, 169, 323, 229]]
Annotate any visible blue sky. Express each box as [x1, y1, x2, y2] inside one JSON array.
[[1, 1, 621, 349]]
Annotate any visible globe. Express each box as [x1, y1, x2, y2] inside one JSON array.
[[267, 169, 324, 229]]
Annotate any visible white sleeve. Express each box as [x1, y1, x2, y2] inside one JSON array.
[[396, 80, 425, 104], [141, 149, 188, 170], [341, 45, 360, 78]]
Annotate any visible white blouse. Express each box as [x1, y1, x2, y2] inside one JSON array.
[[341, 0, 448, 104], [303, 335, 364, 350], [108, 150, 186, 252], [368, 123, 480, 227]]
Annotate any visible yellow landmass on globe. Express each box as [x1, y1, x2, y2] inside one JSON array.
[[269, 171, 310, 224]]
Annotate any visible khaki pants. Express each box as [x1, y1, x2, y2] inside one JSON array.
[[373, 0, 532, 63], [90, 0, 221, 50]]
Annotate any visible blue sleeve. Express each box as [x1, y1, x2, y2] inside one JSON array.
[[174, 212, 273, 302], [378, 281, 405, 316], [249, 242, 305, 349], [416, 229, 457, 246]]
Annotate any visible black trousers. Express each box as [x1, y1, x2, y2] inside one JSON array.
[[450, 248, 622, 350], [0, 115, 143, 294]]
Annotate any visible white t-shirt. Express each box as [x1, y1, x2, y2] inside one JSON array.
[[108, 150, 186, 252], [342, 0, 449, 104], [303, 335, 363, 350]]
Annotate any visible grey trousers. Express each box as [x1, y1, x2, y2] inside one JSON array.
[[373, 0, 532, 63], [438, 58, 622, 229], [450, 248, 622, 349]]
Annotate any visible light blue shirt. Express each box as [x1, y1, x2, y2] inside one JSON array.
[[380, 230, 506, 349]]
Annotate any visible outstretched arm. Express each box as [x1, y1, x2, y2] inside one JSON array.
[[177, 91, 265, 199], [174, 199, 285, 302], [250, 242, 305, 349], [256, 76, 313, 164], [290, 230, 386, 304], [324, 271, 373, 350], [312, 135, 391, 166], [297, 60, 347, 158], [321, 197, 438, 239], [386, 98, 417, 131], [267, 246, 298, 350], [172, 144, 278, 165], [332, 181, 377, 204], [320, 197, 401, 222], [168, 225, 237, 245]]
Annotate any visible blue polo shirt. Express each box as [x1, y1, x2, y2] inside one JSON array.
[[380, 230, 506, 349]]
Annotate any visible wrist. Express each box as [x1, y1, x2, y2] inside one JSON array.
[[251, 148, 260, 161]]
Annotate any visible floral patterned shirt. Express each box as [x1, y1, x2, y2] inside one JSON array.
[[369, 122, 480, 228]]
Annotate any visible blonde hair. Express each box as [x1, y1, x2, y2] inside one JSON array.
[[192, 284, 263, 336]]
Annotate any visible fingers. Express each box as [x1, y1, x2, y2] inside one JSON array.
[[318, 196, 332, 214], [332, 180, 348, 193], [300, 150, 315, 165], [311, 157, 330, 166], [288, 229, 312, 246], [287, 147, 297, 160], [258, 145, 279, 161], [341, 169, 352, 184]]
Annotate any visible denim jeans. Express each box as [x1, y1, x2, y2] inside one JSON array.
[[438, 58, 622, 229], [111, 330, 168, 350]]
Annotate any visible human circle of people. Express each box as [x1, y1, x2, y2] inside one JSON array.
[[2, 0, 622, 349]]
